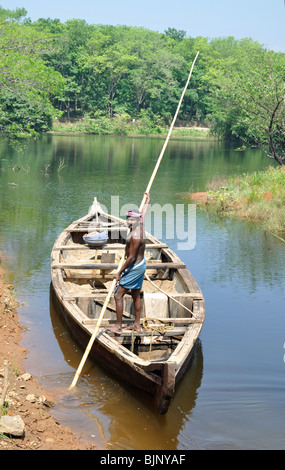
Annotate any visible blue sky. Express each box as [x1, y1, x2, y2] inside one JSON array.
[[2, 0, 285, 52]]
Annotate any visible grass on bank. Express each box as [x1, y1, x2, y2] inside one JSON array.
[[51, 114, 210, 137], [205, 166, 285, 234]]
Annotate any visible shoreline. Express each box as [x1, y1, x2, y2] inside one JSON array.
[[0, 262, 94, 450], [188, 166, 285, 237], [47, 123, 211, 139], [189, 191, 285, 238]]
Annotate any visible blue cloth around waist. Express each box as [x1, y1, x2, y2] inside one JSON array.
[[119, 258, 146, 290]]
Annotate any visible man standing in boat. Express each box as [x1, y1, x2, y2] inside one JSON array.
[[108, 192, 150, 334]]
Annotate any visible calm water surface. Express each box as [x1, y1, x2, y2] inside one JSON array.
[[0, 134, 284, 450]]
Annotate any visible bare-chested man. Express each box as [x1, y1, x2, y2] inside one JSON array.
[[108, 192, 150, 334]]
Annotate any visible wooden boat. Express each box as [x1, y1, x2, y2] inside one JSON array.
[[50, 198, 205, 414]]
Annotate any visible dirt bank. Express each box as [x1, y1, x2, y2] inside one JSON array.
[[0, 264, 94, 450]]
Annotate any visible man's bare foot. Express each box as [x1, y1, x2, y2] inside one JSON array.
[[107, 326, 122, 335], [123, 324, 142, 332]]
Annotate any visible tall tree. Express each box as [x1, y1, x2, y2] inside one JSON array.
[[127, 28, 182, 115], [0, 4, 27, 22], [205, 38, 285, 165], [31, 18, 93, 117], [0, 19, 64, 140], [79, 25, 137, 117]]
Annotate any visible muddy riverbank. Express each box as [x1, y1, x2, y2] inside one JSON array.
[[0, 262, 94, 450]]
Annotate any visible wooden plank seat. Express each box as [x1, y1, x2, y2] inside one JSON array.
[[52, 261, 186, 270], [65, 226, 128, 232], [82, 317, 200, 326], [105, 327, 187, 337], [53, 243, 168, 250], [62, 291, 203, 301], [90, 321, 188, 337]]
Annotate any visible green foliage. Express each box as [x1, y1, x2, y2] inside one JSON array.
[[204, 38, 285, 165], [0, 18, 64, 144], [52, 110, 166, 135], [0, 5, 27, 22], [206, 167, 285, 232], [0, 13, 284, 165]]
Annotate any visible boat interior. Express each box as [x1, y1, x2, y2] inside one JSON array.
[[53, 214, 204, 360]]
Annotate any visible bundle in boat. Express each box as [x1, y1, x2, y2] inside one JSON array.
[[83, 230, 108, 247]]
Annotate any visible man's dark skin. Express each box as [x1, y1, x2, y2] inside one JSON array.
[[108, 193, 150, 334]]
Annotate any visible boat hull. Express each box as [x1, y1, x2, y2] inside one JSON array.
[[50, 200, 205, 413], [51, 287, 161, 399]]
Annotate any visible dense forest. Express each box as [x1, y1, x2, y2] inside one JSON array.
[[0, 5, 284, 164]]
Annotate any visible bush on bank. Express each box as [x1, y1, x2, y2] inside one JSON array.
[[51, 114, 210, 137], [205, 166, 285, 234]]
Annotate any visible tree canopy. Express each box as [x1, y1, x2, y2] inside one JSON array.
[[0, 6, 284, 164]]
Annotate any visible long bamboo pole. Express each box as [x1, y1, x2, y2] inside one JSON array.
[[68, 51, 200, 390], [139, 51, 200, 212]]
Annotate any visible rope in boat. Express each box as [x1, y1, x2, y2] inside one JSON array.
[[143, 317, 175, 334], [142, 318, 175, 356], [130, 319, 174, 354], [131, 329, 135, 353]]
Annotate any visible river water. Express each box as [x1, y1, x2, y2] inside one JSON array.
[[0, 134, 284, 450]]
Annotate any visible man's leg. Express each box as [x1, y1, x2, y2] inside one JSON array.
[[108, 284, 127, 334], [130, 289, 142, 332]]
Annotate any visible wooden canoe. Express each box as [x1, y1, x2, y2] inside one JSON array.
[[50, 198, 205, 414]]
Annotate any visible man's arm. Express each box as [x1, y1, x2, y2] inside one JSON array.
[[141, 192, 150, 221], [139, 192, 150, 240]]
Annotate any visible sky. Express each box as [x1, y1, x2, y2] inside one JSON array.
[[2, 0, 285, 52]]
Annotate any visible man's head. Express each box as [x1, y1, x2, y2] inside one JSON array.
[[126, 210, 141, 228]]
